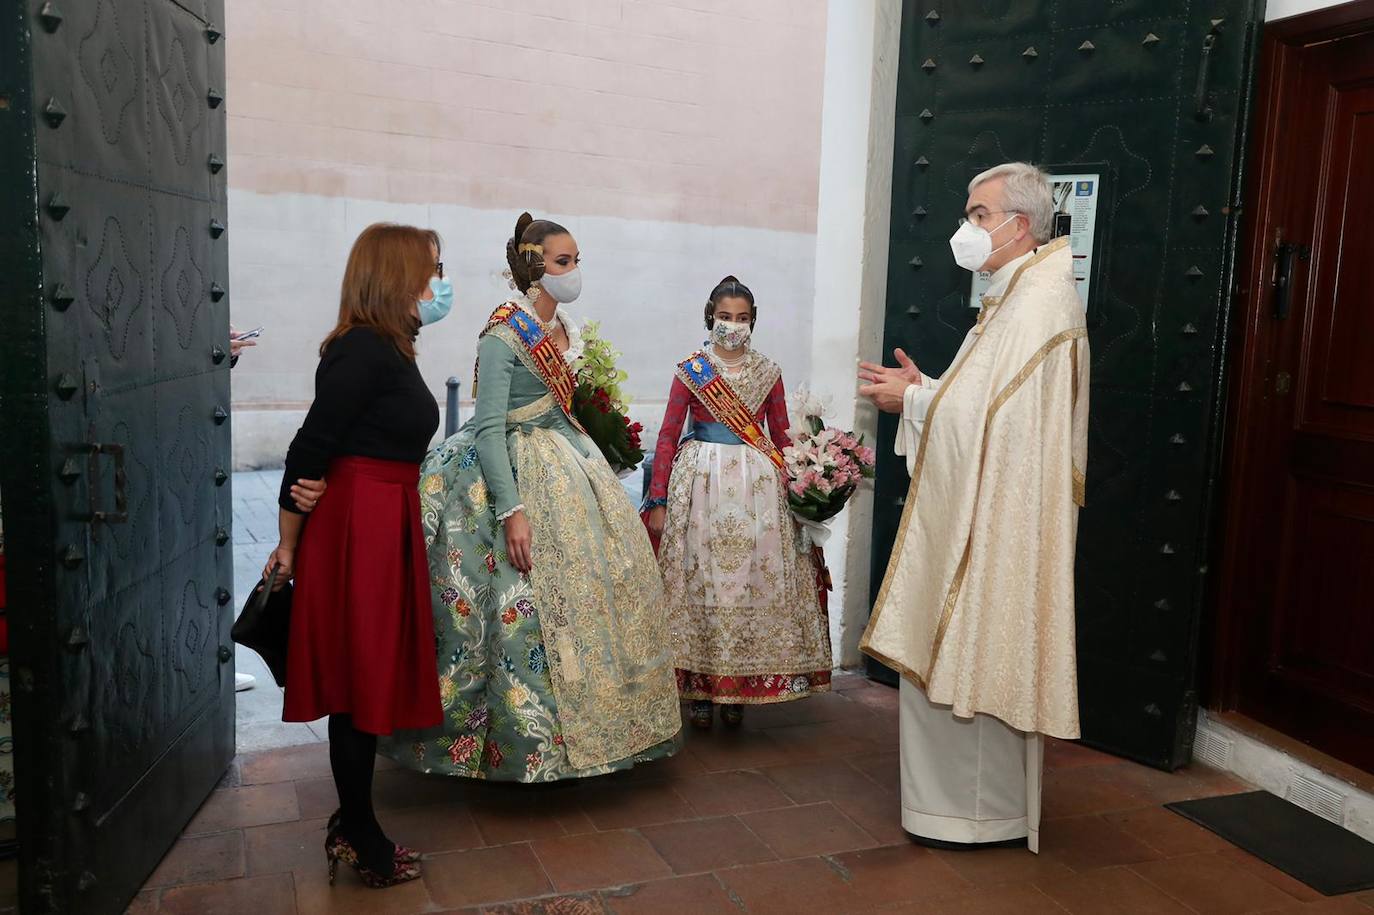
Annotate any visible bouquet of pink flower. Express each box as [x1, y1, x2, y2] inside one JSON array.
[[782, 391, 877, 525]]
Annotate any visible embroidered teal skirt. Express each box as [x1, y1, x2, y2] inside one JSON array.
[[378, 408, 681, 782]]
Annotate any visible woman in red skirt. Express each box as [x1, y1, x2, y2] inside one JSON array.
[[263, 223, 443, 888]]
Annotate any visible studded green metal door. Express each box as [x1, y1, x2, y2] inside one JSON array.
[[870, 1, 1261, 769], [0, 1, 234, 910]]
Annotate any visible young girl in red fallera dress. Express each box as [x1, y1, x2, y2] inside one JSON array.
[[645, 277, 831, 729]]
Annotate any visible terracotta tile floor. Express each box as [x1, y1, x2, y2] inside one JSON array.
[[128, 674, 1374, 914]]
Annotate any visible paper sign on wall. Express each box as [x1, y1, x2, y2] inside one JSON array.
[[970, 173, 1100, 308]]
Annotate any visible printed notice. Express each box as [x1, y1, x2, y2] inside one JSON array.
[[970, 173, 1100, 308]]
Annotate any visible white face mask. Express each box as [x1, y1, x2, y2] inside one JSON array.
[[538, 266, 582, 304], [711, 319, 752, 351], [949, 214, 1018, 272]]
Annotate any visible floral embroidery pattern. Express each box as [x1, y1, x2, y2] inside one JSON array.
[[653, 353, 832, 700], [676, 669, 833, 704], [448, 734, 478, 767], [377, 322, 680, 782], [527, 643, 548, 674]]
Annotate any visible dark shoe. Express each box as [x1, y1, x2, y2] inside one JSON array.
[[326, 829, 421, 888], [720, 704, 744, 728], [328, 809, 420, 864], [690, 701, 713, 729], [907, 832, 1027, 851]]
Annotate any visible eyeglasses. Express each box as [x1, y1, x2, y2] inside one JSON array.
[[957, 210, 1019, 230], [435, 260, 445, 278]]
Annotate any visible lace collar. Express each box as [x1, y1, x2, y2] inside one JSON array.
[[698, 346, 780, 413], [511, 291, 583, 362]]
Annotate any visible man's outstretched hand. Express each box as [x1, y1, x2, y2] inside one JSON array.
[[859, 348, 921, 414]]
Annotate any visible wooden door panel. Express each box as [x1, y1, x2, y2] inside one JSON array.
[[1218, 19, 1374, 773], [1312, 90, 1374, 417], [1272, 479, 1374, 694], [1291, 433, 1374, 487]]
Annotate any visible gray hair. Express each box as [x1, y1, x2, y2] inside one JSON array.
[[968, 162, 1054, 243]]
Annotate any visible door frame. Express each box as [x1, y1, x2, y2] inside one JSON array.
[[1209, 0, 1374, 714]]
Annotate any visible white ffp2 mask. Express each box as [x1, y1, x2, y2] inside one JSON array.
[[949, 214, 1017, 272], [538, 267, 582, 304]]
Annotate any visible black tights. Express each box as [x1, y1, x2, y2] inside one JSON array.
[[328, 713, 393, 872]]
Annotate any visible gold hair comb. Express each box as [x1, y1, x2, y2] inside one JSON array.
[[517, 243, 544, 256]]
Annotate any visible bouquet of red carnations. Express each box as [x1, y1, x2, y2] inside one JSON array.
[[572, 322, 644, 475]]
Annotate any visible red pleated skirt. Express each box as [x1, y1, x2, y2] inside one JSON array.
[[283, 456, 443, 735]]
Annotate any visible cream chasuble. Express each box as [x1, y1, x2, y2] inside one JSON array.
[[861, 236, 1090, 739]]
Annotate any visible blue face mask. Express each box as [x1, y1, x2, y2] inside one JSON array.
[[418, 276, 454, 326]]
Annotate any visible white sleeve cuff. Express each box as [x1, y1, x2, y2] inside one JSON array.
[[894, 383, 936, 475], [496, 504, 526, 522]]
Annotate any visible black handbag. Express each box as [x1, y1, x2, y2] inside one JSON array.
[[230, 566, 293, 687]]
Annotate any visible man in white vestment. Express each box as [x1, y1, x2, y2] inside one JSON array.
[[858, 162, 1089, 854]]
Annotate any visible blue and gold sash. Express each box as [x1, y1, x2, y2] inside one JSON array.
[[478, 304, 585, 432], [675, 351, 785, 471]]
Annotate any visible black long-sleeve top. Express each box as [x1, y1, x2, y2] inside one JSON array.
[[278, 327, 439, 512]]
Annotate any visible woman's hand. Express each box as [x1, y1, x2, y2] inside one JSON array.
[[647, 506, 666, 538], [262, 545, 295, 591], [229, 325, 257, 360], [505, 510, 533, 573], [290, 477, 327, 513]]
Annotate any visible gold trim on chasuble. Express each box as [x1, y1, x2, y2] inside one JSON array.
[[675, 351, 785, 471], [859, 237, 1077, 688], [926, 327, 1088, 671], [1071, 337, 1086, 507]]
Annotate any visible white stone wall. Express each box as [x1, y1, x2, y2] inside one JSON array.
[[228, 190, 818, 468], [804, 0, 901, 666]]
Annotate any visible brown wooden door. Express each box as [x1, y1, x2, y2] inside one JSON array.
[[1216, 13, 1374, 772]]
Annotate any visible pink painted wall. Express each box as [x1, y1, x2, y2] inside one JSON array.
[[224, 0, 828, 233]]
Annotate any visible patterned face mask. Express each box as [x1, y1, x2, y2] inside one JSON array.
[[711, 319, 752, 351]]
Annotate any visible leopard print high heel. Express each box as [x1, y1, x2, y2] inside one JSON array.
[[325, 827, 421, 888]]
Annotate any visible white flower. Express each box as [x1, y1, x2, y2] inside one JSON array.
[[786, 385, 832, 438]]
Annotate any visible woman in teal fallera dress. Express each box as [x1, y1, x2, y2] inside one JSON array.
[[379, 214, 681, 781]]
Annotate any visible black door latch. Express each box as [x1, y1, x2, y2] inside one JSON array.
[[1271, 238, 1310, 320]]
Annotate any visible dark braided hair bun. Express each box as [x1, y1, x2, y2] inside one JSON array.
[[505, 212, 570, 293]]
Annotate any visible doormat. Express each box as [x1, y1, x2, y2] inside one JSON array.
[[1167, 790, 1374, 896]]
